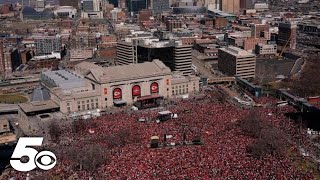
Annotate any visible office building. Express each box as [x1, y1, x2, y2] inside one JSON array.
[[220, 0, 240, 13], [166, 19, 183, 31], [34, 36, 61, 56], [28, 54, 60, 70], [53, 6, 77, 18], [126, 0, 148, 13], [151, 0, 170, 15], [278, 21, 297, 50], [218, 46, 256, 79], [173, 44, 193, 76], [251, 24, 270, 39], [0, 48, 21, 76], [81, 0, 104, 19], [255, 43, 277, 55], [117, 35, 193, 76]]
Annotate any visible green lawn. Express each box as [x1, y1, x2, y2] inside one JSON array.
[[0, 94, 28, 104]]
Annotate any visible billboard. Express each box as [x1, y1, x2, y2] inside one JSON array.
[[132, 85, 141, 97], [150, 82, 159, 93], [113, 88, 122, 99]]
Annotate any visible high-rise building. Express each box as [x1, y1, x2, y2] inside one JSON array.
[[173, 44, 193, 75], [34, 36, 62, 55], [278, 21, 297, 50], [81, 0, 102, 11], [0, 48, 21, 77], [82, 0, 94, 11], [220, 0, 240, 13], [240, 0, 253, 9], [206, 0, 219, 9], [126, 0, 149, 13], [81, 0, 104, 18], [117, 37, 193, 76], [251, 24, 270, 39], [218, 46, 256, 79], [151, 0, 170, 15]]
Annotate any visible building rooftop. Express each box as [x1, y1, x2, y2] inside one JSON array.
[[41, 70, 86, 90], [219, 46, 256, 58], [86, 60, 172, 83], [31, 87, 51, 102], [19, 100, 59, 113], [208, 9, 236, 17]]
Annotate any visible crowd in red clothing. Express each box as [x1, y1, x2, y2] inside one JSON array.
[[5, 93, 316, 179]]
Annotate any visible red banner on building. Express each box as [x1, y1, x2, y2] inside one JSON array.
[[104, 88, 108, 95], [113, 88, 122, 99], [132, 85, 141, 96], [150, 82, 159, 93]]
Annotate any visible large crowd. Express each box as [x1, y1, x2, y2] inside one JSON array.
[[4, 92, 317, 179]]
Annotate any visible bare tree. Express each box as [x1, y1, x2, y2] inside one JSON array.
[[247, 126, 289, 159], [72, 120, 87, 134], [69, 144, 111, 175], [238, 111, 265, 138], [48, 121, 62, 143]]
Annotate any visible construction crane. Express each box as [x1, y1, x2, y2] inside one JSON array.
[[277, 33, 292, 60]]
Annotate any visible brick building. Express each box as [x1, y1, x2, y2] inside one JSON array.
[[243, 38, 268, 51], [28, 55, 60, 70], [213, 17, 228, 28], [251, 24, 270, 39], [166, 19, 183, 31], [139, 9, 152, 22]]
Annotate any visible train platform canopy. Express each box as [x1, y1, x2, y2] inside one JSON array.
[[19, 100, 60, 116]]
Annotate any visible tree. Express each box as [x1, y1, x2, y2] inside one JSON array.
[[247, 126, 289, 159], [289, 56, 320, 97], [72, 120, 87, 134], [48, 121, 62, 143], [73, 145, 111, 174], [238, 111, 265, 138]]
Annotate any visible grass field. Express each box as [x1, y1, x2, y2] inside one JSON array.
[[0, 94, 28, 104]]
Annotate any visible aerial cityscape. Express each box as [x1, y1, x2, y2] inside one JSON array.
[[0, 0, 320, 179]]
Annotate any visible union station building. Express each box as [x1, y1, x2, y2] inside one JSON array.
[[40, 60, 200, 114]]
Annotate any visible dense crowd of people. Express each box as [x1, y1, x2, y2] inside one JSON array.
[[4, 92, 317, 179]]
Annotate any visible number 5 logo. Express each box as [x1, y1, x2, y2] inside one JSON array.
[[10, 137, 57, 172]]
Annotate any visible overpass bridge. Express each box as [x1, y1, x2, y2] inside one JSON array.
[[207, 77, 236, 84]]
